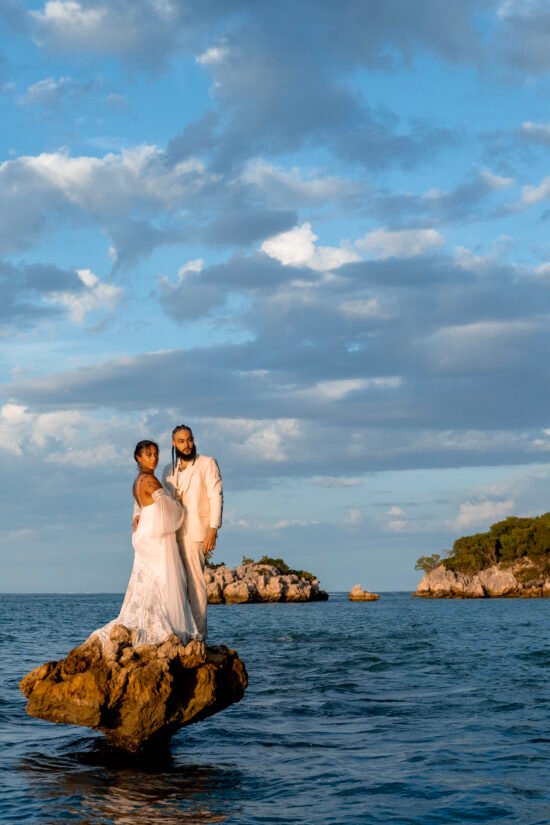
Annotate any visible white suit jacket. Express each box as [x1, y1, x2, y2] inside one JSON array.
[[161, 454, 223, 541]]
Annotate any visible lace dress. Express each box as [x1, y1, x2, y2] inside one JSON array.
[[92, 488, 199, 645]]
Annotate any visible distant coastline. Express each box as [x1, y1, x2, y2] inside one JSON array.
[[415, 513, 550, 598]]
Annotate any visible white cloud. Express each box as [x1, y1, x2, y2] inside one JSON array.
[[30, 0, 181, 61], [0, 146, 215, 254], [427, 320, 537, 371], [196, 45, 229, 66], [32, 1, 107, 33], [261, 223, 360, 272], [311, 476, 362, 487], [522, 120, 550, 144], [178, 258, 204, 279], [20, 75, 92, 106], [340, 297, 393, 319], [0, 402, 133, 467], [387, 519, 408, 532], [530, 428, 550, 452], [273, 518, 320, 529], [46, 268, 122, 324], [344, 508, 364, 526], [241, 160, 358, 207], [207, 417, 302, 463], [453, 235, 514, 273], [301, 377, 401, 402], [453, 498, 515, 530], [242, 421, 301, 463], [480, 169, 514, 189], [24, 147, 205, 211], [7, 528, 39, 541], [0, 404, 30, 455], [498, 0, 544, 19], [262, 222, 444, 275], [516, 175, 550, 208], [223, 512, 319, 531], [387, 506, 405, 516], [454, 246, 494, 272], [357, 227, 444, 259]]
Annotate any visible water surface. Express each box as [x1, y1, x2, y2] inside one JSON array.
[[1, 593, 549, 823]]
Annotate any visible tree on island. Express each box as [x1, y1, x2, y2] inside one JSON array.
[[416, 513, 550, 576], [415, 553, 443, 572], [206, 554, 317, 582]]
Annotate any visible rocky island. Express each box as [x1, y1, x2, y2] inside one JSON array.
[[415, 513, 550, 598], [349, 585, 379, 601], [206, 556, 329, 603], [20, 626, 247, 753]]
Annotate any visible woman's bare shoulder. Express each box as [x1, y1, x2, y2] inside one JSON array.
[[135, 473, 162, 502]]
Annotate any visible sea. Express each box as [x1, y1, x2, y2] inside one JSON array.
[[0, 592, 549, 824]]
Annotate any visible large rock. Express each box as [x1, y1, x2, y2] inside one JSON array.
[[415, 560, 550, 598], [19, 625, 248, 753], [206, 563, 329, 603], [349, 584, 380, 601]]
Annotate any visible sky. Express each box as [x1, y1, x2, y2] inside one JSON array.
[[1, 0, 550, 593]]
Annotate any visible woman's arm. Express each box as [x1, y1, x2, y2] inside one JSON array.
[[136, 473, 162, 507]]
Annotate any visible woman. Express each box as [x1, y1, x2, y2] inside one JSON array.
[[91, 440, 199, 646]]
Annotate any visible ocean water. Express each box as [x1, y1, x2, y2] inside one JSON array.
[[0, 593, 549, 825]]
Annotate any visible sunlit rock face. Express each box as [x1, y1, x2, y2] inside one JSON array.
[[348, 585, 380, 601], [19, 625, 248, 753], [206, 563, 329, 603], [415, 562, 550, 599]]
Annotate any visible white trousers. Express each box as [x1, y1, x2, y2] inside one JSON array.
[[177, 531, 207, 641]]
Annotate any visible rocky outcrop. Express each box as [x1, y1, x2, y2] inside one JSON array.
[[19, 625, 248, 753], [349, 585, 380, 601], [415, 560, 550, 598], [206, 563, 329, 603]]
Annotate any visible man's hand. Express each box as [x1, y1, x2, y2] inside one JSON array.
[[204, 527, 217, 554], [132, 515, 140, 532]]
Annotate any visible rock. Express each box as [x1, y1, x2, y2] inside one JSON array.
[[478, 566, 517, 597], [19, 625, 248, 753], [349, 585, 380, 602], [206, 563, 329, 603], [414, 560, 550, 598], [224, 580, 258, 604], [415, 566, 485, 598], [206, 581, 224, 604]]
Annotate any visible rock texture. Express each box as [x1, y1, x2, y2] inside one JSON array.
[[206, 563, 329, 603], [415, 561, 550, 598], [19, 625, 248, 752], [349, 585, 380, 601]]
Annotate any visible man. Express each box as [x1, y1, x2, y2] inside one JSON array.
[[161, 424, 223, 641]]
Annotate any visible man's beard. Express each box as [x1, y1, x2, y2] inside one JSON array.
[[175, 444, 196, 462]]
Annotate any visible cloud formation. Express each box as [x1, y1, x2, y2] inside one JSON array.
[[3, 0, 550, 591]]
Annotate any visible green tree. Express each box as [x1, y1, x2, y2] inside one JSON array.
[[441, 512, 550, 575], [415, 554, 442, 572]]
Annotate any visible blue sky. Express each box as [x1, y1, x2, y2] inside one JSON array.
[[1, 0, 550, 593]]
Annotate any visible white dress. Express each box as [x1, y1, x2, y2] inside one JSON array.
[[92, 488, 199, 646]]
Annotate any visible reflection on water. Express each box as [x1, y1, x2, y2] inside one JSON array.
[[19, 737, 241, 824]]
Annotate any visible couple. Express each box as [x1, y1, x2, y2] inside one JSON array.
[[92, 425, 223, 647]]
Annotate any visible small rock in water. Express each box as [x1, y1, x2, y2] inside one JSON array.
[[19, 625, 248, 753], [348, 584, 380, 602]]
